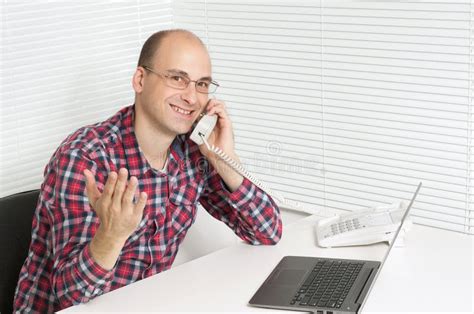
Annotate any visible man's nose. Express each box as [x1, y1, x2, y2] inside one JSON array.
[[181, 82, 198, 105]]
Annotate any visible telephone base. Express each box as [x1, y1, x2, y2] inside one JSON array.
[[315, 201, 412, 248]]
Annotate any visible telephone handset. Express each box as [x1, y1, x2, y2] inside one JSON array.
[[190, 114, 316, 214]]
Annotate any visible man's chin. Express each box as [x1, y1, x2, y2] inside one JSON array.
[[174, 126, 193, 136], [170, 119, 197, 136]]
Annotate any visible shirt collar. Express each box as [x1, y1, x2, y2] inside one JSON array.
[[120, 105, 187, 178]]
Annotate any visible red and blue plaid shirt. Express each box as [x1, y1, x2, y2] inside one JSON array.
[[14, 105, 282, 313]]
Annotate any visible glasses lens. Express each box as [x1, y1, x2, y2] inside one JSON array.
[[203, 82, 218, 94], [195, 80, 212, 94], [166, 74, 189, 89]]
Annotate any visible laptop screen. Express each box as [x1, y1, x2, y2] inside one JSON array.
[[359, 181, 422, 310]]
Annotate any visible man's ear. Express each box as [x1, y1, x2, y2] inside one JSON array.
[[132, 67, 146, 93]]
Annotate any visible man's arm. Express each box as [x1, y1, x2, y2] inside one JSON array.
[[204, 150, 244, 192], [50, 151, 145, 307], [199, 169, 282, 245], [196, 98, 282, 245], [13, 149, 112, 313]]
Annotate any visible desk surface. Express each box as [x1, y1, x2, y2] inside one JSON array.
[[61, 215, 473, 313]]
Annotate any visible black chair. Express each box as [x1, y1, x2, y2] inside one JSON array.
[[0, 190, 39, 314]]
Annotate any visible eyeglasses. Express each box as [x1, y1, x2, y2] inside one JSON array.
[[143, 66, 219, 94]]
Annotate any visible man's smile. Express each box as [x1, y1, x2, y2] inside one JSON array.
[[170, 103, 194, 117]]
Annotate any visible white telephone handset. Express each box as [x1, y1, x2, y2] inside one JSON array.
[[190, 114, 316, 214]]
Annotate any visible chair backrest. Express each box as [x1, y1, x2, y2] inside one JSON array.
[[0, 190, 39, 314]]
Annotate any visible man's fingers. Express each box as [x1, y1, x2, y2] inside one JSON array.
[[112, 168, 128, 209], [84, 169, 101, 205], [134, 192, 148, 216], [205, 97, 220, 110], [205, 99, 226, 114], [122, 176, 138, 208], [102, 171, 118, 200]]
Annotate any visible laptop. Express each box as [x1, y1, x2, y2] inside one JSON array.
[[249, 182, 422, 314]]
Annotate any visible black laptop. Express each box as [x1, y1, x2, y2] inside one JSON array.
[[249, 183, 421, 314]]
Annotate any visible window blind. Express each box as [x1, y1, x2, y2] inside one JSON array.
[[174, 0, 326, 213], [2, 0, 473, 235], [0, 0, 173, 197], [174, 0, 474, 235]]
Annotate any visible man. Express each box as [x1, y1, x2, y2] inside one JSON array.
[[14, 29, 282, 313]]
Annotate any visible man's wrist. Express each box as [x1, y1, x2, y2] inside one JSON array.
[[89, 227, 127, 270], [94, 226, 128, 245], [208, 151, 244, 192]]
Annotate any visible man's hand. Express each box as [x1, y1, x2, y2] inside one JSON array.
[[198, 98, 235, 159], [198, 99, 244, 191], [83, 168, 147, 269]]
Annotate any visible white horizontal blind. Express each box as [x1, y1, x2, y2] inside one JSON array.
[[0, 0, 173, 197], [321, 0, 472, 234], [469, 3, 474, 235], [174, 0, 326, 212], [174, 0, 474, 235]]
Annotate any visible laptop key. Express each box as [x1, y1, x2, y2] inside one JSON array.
[[309, 299, 318, 306], [300, 296, 311, 305]]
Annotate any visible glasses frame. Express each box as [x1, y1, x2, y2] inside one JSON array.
[[142, 66, 219, 94]]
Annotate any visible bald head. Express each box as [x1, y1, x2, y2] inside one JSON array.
[[132, 29, 213, 143], [137, 29, 207, 68]]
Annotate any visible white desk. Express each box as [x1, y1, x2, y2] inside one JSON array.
[[61, 215, 473, 313]]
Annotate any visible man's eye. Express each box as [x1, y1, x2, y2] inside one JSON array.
[[197, 81, 210, 88], [170, 75, 184, 82]]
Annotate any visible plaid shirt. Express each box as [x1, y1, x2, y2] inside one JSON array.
[[14, 105, 282, 313]]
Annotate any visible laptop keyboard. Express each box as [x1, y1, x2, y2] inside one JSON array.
[[290, 259, 363, 308]]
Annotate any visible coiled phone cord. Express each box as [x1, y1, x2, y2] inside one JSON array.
[[199, 133, 317, 214]]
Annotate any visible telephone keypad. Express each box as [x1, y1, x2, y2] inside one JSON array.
[[327, 218, 366, 237]]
